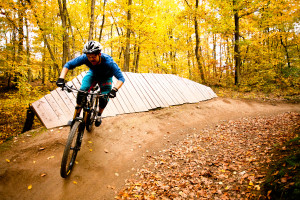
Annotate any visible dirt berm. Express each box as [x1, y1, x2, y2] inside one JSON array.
[[0, 97, 299, 199]]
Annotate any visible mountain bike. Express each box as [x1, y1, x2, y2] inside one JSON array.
[[60, 84, 108, 178]]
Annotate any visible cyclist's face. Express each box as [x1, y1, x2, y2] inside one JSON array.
[[87, 53, 101, 65]]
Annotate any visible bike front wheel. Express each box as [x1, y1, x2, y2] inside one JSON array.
[[86, 96, 98, 132], [60, 120, 84, 178]]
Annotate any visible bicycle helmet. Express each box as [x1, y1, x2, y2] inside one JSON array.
[[82, 41, 102, 54]]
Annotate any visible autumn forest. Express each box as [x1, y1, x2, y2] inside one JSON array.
[[0, 0, 299, 141]]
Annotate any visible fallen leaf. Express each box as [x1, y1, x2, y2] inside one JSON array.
[[89, 149, 93, 152], [267, 190, 272, 199], [28, 185, 32, 190], [6, 159, 10, 163], [254, 185, 260, 190], [73, 181, 77, 184], [281, 177, 287, 183], [272, 171, 279, 176]]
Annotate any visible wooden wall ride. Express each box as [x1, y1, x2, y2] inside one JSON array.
[[32, 72, 217, 129]]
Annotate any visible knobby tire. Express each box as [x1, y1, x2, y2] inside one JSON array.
[[60, 120, 83, 178], [86, 96, 97, 132]]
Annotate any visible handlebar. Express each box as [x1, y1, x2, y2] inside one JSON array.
[[62, 84, 108, 98]]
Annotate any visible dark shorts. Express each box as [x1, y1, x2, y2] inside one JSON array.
[[80, 71, 112, 94]]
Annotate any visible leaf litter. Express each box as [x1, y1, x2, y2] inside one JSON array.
[[116, 112, 299, 199]]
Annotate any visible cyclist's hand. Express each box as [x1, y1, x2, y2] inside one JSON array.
[[56, 78, 65, 88], [108, 87, 118, 98]]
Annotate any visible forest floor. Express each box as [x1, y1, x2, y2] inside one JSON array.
[[0, 97, 299, 200]]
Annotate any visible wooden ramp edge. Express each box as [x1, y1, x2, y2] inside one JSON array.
[[32, 72, 217, 129]]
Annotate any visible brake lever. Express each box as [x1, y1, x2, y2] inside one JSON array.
[[65, 85, 73, 93]]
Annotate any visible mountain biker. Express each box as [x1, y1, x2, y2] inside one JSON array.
[[56, 40, 125, 127]]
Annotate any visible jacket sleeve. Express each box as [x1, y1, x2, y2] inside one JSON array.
[[63, 54, 88, 70], [112, 62, 125, 82]]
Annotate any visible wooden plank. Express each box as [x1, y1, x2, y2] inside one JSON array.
[[118, 73, 140, 113], [106, 97, 119, 116], [123, 73, 148, 112], [171, 75, 198, 103], [181, 78, 205, 102], [141, 73, 169, 107], [157, 74, 185, 104], [110, 99, 124, 115], [195, 84, 213, 100], [44, 94, 69, 124], [55, 87, 76, 108], [125, 73, 153, 110], [109, 77, 127, 115], [65, 81, 77, 101], [129, 73, 156, 109], [183, 78, 210, 100], [153, 74, 179, 105], [134, 73, 164, 108], [149, 73, 178, 105], [72, 77, 81, 90], [77, 73, 84, 84], [32, 97, 65, 128], [187, 79, 211, 100], [102, 101, 116, 117], [205, 85, 218, 98], [50, 90, 73, 118], [112, 77, 133, 113], [166, 74, 189, 103], [183, 78, 207, 101]]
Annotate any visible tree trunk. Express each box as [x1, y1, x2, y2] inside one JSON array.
[[99, 0, 107, 42], [88, 0, 96, 41], [18, 0, 24, 55], [233, 0, 241, 86], [280, 35, 291, 68], [133, 34, 140, 73], [25, 16, 30, 65], [42, 44, 46, 85], [110, 24, 113, 56], [58, 0, 69, 67], [212, 34, 217, 76], [123, 0, 132, 72], [26, 0, 59, 74], [195, 0, 205, 83]]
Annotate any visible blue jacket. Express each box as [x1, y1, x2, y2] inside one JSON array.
[[63, 53, 125, 82]]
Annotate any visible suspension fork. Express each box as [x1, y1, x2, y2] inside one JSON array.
[[73, 105, 82, 120]]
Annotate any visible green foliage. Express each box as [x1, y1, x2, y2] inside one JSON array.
[[262, 134, 300, 200], [0, 77, 50, 144]]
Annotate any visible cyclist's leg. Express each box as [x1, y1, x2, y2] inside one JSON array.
[[78, 71, 94, 106], [98, 77, 113, 115], [95, 77, 112, 127]]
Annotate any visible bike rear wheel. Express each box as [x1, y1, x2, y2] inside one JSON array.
[[60, 120, 84, 178]]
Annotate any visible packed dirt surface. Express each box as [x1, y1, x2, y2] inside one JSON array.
[[0, 97, 299, 200]]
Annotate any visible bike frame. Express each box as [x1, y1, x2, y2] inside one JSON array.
[[64, 84, 107, 128]]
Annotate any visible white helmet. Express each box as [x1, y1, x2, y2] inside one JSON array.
[[82, 41, 102, 54]]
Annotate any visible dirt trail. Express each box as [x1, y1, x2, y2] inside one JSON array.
[[0, 98, 299, 200]]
